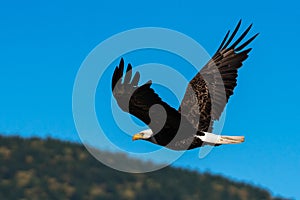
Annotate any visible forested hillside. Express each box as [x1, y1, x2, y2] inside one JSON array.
[[0, 135, 288, 200]]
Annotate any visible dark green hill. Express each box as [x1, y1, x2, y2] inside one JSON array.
[[0, 135, 288, 200]]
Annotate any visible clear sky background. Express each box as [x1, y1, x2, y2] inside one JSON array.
[[0, 0, 299, 199]]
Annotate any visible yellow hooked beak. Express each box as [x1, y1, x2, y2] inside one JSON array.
[[132, 133, 143, 141]]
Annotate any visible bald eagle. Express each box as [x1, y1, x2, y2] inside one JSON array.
[[112, 20, 258, 150]]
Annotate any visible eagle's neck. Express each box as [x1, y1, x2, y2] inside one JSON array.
[[142, 129, 158, 144]]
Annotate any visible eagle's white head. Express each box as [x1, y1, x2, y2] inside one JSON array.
[[132, 129, 157, 143]]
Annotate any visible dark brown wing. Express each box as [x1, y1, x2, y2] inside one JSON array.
[[112, 58, 184, 135], [179, 20, 258, 132]]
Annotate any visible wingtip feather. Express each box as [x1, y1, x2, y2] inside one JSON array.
[[222, 20, 242, 49], [131, 71, 140, 86], [235, 33, 259, 51], [124, 63, 132, 84]]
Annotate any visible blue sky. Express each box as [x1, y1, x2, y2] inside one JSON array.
[[0, 0, 300, 199]]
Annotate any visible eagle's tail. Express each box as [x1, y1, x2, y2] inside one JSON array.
[[197, 132, 245, 145], [216, 135, 245, 144]]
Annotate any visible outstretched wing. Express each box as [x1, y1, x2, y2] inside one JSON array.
[[179, 20, 258, 132], [112, 58, 183, 135]]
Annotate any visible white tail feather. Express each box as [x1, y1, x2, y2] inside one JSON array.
[[196, 132, 245, 145]]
